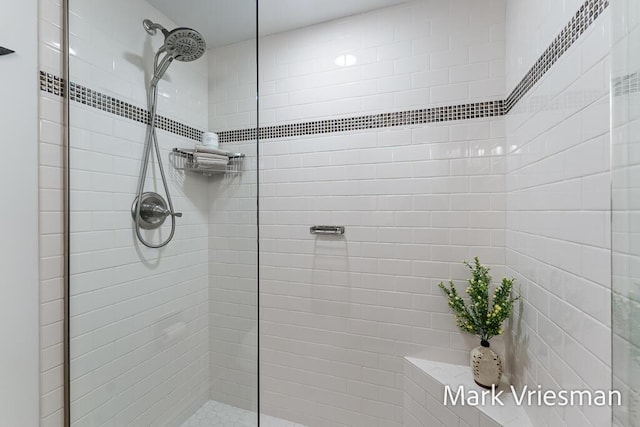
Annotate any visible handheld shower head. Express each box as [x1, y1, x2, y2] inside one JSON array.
[[163, 27, 206, 62], [137, 19, 206, 248], [143, 19, 206, 62]]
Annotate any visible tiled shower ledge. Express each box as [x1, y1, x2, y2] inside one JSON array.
[[405, 357, 532, 427]]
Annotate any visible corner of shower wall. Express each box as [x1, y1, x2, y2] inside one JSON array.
[[207, 37, 259, 413]]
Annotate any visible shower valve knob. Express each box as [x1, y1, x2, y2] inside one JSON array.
[[132, 192, 182, 230]]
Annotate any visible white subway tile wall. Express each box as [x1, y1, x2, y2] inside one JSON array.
[[67, 0, 212, 422], [36, 0, 620, 426], [208, 139, 259, 410], [207, 1, 508, 425], [255, 120, 506, 426], [39, 0, 213, 425], [67, 0, 209, 131], [206, 40, 259, 415], [505, 4, 612, 427], [68, 104, 211, 426], [208, 40, 258, 132], [210, 0, 506, 131]]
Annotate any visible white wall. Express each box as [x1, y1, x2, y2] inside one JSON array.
[[209, 1, 507, 425], [0, 0, 40, 425], [258, 119, 505, 426], [206, 35, 261, 411], [67, 0, 208, 131], [505, 1, 612, 426], [210, 0, 506, 130], [208, 140, 258, 410]]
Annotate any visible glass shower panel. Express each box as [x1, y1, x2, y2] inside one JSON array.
[[612, 0, 640, 425], [67, 0, 258, 425]]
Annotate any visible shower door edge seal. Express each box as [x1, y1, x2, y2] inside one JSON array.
[[62, 0, 71, 425], [256, 0, 261, 424]]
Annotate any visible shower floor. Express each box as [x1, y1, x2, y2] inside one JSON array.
[[181, 400, 306, 427]]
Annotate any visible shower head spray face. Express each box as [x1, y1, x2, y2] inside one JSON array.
[[163, 27, 206, 62], [143, 19, 207, 62]]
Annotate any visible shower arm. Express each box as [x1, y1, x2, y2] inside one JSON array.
[[143, 19, 168, 37]]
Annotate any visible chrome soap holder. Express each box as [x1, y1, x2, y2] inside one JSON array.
[[171, 148, 245, 176]]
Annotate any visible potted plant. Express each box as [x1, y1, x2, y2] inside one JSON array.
[[438, 257, 518, 389]]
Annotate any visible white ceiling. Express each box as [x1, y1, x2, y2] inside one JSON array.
[[148, 0, 410, 47]]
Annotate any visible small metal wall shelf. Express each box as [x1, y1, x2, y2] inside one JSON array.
[[310, 225, 345, 236], [0, 46, 15, 56], [171, 148, 245, 176]]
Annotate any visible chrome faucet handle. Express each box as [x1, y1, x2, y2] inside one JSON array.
[[142, 203, 182, 218], [157, 206, 182, 218]]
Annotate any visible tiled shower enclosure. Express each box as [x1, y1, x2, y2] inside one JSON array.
[[31, 0, 639, 426]]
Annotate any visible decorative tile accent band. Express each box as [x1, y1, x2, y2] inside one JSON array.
[[504, 0, 609, 113], [40, 0, 610, 143], [218, 101, 504, 143], [40, 69, 503, 143], [39, 71, 202, 141]]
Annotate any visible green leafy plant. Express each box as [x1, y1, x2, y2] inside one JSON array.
[[438, 257, 518, 343]]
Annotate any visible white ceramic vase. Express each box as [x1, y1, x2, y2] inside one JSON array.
[[470, 340, 502, 389]]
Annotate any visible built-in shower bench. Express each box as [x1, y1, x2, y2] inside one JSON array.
[[403, 357, 533, 427]]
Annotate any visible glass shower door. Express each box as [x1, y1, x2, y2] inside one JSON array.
[[612, 0, 640, 425], [66, 0, 258, 425]]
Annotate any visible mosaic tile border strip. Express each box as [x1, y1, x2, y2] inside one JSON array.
[[39, 71, 202, 141], [39, 69, 503, 143], [40, 0, 610, 143], [218, 101, 504, 143], [504, 0, 609, 113]]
